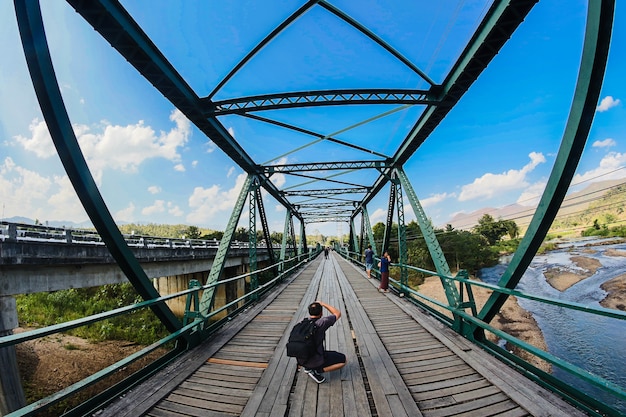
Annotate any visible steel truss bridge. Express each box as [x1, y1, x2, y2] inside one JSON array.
[[1, 1, 625, 416]]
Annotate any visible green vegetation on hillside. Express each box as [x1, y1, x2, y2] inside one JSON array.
[[551, 183, 626, 236], [16, 283, 169, 345]]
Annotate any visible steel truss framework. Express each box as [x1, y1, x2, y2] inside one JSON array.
[[15, 0, 613, 347]]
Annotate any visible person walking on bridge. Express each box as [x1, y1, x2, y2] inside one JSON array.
[[300, 301, 346, 383]]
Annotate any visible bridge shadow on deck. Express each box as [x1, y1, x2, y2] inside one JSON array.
[[98, 253, 586, 417]]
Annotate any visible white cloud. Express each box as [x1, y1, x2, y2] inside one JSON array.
[[186, 173, 248, 224], [167, 202, 184, 217], [227, 166, 235, 178], [115, 203, 136, 222], [14, 119, 56, 158], [421, 192, 454, 208], [458, 152, 546, 201], [174, 163, 185, 172], [0, 157, 88, 222], [596, 96, 621, 112], [142, 200, 166, 216], [592, 138, 616, 148], [572, 152, 626, 184], [14, 109, 191, 181], [516, 181, 547, 207], [47, 175, 88, 221], [370, 208, 386, 224], [191, 160, 198, 168], [268, 157, 288, 188], [148, 185, 161, 194]]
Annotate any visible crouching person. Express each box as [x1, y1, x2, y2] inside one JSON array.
[[300, 301, 347, 383]]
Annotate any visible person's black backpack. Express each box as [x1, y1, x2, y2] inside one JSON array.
[[286, 318, 318, 361]]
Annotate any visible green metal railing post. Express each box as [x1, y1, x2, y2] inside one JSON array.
[[183, 280, 202, 326]]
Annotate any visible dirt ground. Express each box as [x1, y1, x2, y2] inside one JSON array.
[[14, 331, 162, 416]]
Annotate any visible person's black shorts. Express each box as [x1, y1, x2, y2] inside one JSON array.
[[321, 350, 346, 370]]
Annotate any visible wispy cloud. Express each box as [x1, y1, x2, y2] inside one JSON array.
[[596, 96, 620, 112], [592, 138, 616, 148], [459, 152, 546, 201], [186, 173, 248, 225], [572, 152, 626, 184], [14, 109, 191, 180]]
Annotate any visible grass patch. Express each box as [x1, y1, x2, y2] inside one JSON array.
[[16, 283, 169, 345]]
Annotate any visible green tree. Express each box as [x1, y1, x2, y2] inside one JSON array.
[[473, 214, 512, 245], [183, 225, 202, 239]]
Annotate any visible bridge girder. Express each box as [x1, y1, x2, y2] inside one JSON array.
[[202, 89, 436, 116]]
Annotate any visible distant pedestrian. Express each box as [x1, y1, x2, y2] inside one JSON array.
[[324, 247, 329, 259], [364, 245, 374, 278], [378, 251, 391, 292]]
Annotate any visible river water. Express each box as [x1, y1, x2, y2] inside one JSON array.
[[479, 238, 626, 415]]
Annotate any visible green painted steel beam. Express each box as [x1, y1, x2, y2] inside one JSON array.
[[264, 160, 389, 173], [282, 187, 369, 197], [318, 0, 436, 86], [249, 181, 258, 293], [199, 175, 253, 315], [14, 0, 181, 333], [480, 0, 615, 324], [280, 209, 291, 271], [67, 0, 298, 217], [243, 114, 390, 159], [393, 176, 408, 294], [396, 168, 460, 307], [382, 183, 395, 254], [202, 88, 435, 115], [362, 206, 378, 257], [206, 0, 320, 100], [358, 0, 539, 213]]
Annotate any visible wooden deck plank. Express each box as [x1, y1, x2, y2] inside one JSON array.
[[101, 253, 589, 417]]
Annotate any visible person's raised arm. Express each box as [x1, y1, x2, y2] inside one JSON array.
[[318, 301, 341, 320]]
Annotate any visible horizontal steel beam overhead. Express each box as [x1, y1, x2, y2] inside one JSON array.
[[265, 160, 389, 174], [296, 202, 356, 209], [300, 210, 351, 216], [66, 0, 298, 218], [304, 216, 351, 224], [357, 0, 539, 214], [202, 89, 435, 116], [282, 187, 370, 197]]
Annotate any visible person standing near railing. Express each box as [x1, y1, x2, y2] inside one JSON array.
[[378, 251, 391, 293], [364, 245, 374, 278]]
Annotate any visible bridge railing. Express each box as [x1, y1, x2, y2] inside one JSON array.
[[339, 248, 626, 417], [0, 248, 319, 417], [0, 221, 278, 249]]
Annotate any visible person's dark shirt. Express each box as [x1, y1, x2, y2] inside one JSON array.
[[365, 248, 373, 263], [300, 314, 337, 369], [380, 256, 390, 273]]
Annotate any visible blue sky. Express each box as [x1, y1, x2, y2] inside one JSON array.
[[0, 1, 624, 237]]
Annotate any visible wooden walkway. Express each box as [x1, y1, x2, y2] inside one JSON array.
[[98, 253, 587, 417]]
